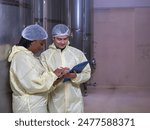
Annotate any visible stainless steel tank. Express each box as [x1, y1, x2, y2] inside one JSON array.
[[65, 0, 93, 62], [0, 0, 33, 112], [0, 0, 93, 112]]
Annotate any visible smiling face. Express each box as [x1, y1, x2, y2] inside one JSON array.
[[53, 36, 69, 49], [28, 40, 46, 53]]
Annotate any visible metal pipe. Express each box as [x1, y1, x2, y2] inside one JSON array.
[[43, 0, 48, 49], [70, 0, 84, 50], [65, 0, 71, 27], [19, 0, 25, 29], [83, 0, 93, 62], [33, 0, 43, 25]]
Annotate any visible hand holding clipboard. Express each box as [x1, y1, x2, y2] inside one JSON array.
[[63, 61, 89, 82]]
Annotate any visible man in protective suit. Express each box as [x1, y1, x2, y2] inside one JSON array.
[[40, 24, 91, 113]]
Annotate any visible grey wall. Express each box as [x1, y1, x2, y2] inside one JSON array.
[[92, 5, 150, 87], [94, 0, 150, 8]]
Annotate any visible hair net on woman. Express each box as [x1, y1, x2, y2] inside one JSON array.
[[52, 24, 70, 37], [22, 24, 48, 41]]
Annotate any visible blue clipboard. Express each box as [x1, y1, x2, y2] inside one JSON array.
[[63, 61, 89, 82]]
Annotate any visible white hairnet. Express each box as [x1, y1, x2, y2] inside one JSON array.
[[52, 24, 70, 37], [22, 24, 48, 41]]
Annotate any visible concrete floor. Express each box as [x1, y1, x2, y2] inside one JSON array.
[[83, 86, 150, 113]]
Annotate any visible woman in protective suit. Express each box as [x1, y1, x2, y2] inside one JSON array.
[[8, 24, 65, 113], [40, 24, 91, 113]]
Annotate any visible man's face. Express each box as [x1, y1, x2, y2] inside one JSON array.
[[53, 36, 69, 49]]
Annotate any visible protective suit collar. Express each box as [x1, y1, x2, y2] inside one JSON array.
[[8, 45, 32, 62]]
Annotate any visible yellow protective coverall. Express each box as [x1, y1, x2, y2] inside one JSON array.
[[8, 45, 58, 113], [40, 42, 91, 113]]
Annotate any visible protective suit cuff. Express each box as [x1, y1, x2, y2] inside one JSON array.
[[71, 73, 80, 83], [51, 71, 59, 79]]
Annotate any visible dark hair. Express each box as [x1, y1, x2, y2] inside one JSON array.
[[17, 37, 33, 48]]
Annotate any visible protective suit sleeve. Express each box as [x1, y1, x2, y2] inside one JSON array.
[[40, 53, 53, 72], [71, 53, 91, 85], [11, 54, 58, 94], [71, 64, 91, 84]]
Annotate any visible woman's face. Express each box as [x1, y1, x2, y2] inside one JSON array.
[[29, 40, 46, 53], [53, 36, 69, 49]]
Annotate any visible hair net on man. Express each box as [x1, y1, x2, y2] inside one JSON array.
[[22, 24, 48, 41], [52, 24, 70, 37]]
